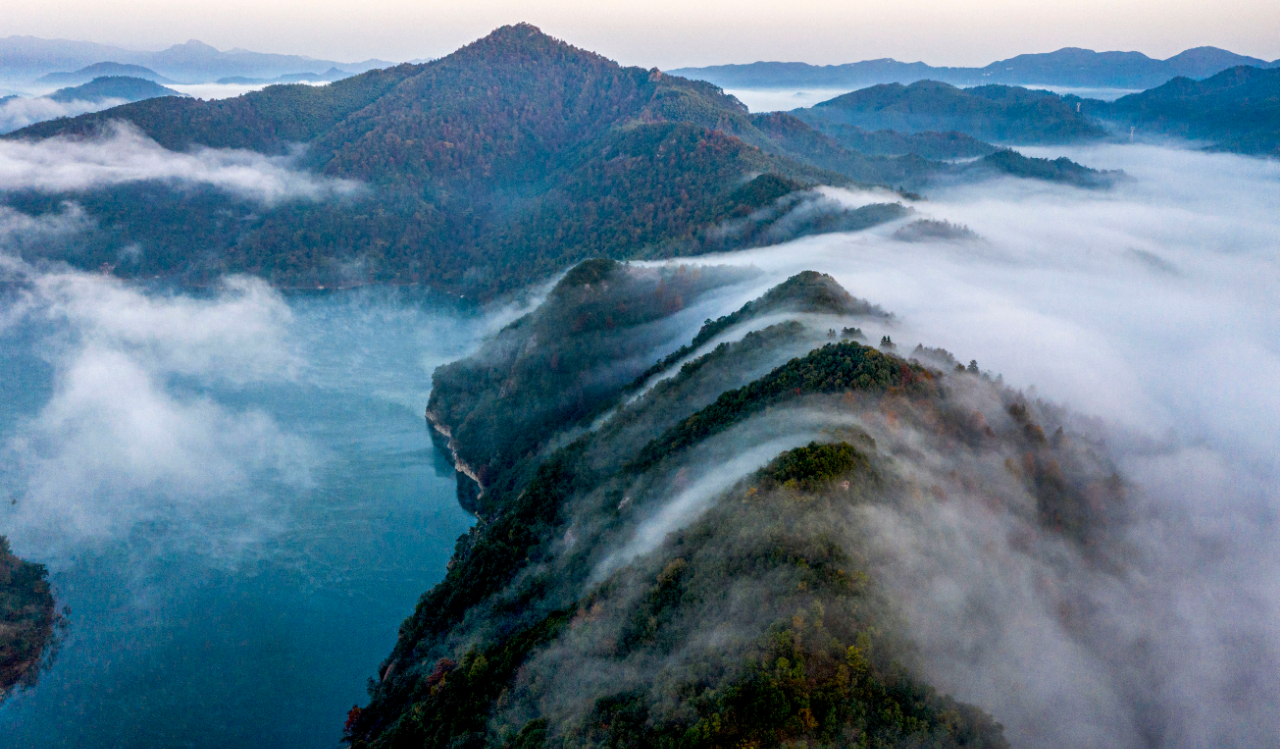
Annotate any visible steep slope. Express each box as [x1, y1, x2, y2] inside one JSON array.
[[48, 76, 186, 104], [794, 81, 1106, 144], [350, 263, 1135, 748], [1082, 66, 1280, 156]]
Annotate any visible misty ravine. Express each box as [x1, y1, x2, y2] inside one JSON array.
[[0, 276, 534, 747]]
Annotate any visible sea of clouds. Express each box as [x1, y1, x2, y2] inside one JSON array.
[[646, 142, 1280, 748]]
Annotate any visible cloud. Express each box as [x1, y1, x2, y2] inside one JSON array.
[[0, 97, 128, 136], [1, 253, 315, 565], [651, 142, 1280, 747], [0, 122, 360, 204]]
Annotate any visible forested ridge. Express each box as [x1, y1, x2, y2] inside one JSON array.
[[1077, 65, 1280, 156], [793, 81, 1106, 144], [349, 262, 1131, 748]]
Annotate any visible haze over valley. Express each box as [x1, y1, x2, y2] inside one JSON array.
[[0, 13, 1277, 749]]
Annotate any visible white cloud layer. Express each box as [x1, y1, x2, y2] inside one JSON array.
[[0, 122, 359, 203], [662, 143, 1280, 747], [1, 251, 315, 563], [0, 96, 128, 135]]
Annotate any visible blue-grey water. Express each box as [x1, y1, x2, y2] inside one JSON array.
[[0, 280, 501, 748]]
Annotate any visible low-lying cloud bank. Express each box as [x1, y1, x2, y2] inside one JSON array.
[[0, 97, 128, 136], [0, 122, 359, 204], [663, 143, 1280, 747], [0, 246, 314, 564]]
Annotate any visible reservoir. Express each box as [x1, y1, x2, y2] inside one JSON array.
[[0, 282, 493, 748]]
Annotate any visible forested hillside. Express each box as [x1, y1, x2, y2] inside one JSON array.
[[1079, 66, 1280, 156], [794, 81, 1106, 144], [47, 76, 186, 103], [348, 262, 1134, 748], [3, 25, 1110, 298]]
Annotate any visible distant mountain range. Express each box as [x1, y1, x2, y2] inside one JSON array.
[[36, 61, 177, 86], [216, 67, 353, 85], [0, 36, 393, 84], [671, 46, 1280, 92]]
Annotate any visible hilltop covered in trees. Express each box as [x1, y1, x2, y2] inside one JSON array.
[[793, 81, 1107, 144], [47, 75, 186, 104], [348, 262, 1136, 748]]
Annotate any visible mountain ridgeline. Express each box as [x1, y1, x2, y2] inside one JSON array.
[[789, 72, 1280, 157], [1078, 65, 1280, 156], [351, 261, 1136, 748], [792, 81, 1107, 144], [2, 24, 1114, 298], [671, 45, 1280, 91]]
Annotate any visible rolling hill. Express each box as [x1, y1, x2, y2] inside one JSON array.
[[793, 81, 1107, 144], [48, 76, 187, 104]]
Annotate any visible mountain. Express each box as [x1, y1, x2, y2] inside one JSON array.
[[216, 67, 353, 85], [347, 262, 1131, 748], [1080, 66, 1280, 156], [815, 124, 999, 159], [35, 61, 175, 86], [0, 35, 392, 83], [0, 536, 57, 703], [2, 25, 1111, 297], [793, 81, 1107, 144], [670, 46, 1280, 93], [140, 39, 386, 83], [48, 76, 187, 103]]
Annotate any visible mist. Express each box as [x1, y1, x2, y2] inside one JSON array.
[[652, 142, 1280, 747], [0, 122, 359, 203], [0, 96, 129, 135], [0, 253, 313, 563]]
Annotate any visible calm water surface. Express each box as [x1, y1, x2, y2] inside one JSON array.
[[0, 285, 491, 748]]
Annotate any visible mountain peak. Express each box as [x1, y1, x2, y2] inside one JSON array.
[[176, 39, 219, 51], [455, 23, 581, 59]]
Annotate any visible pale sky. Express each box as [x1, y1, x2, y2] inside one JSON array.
[[4, 0, 1279, 68]]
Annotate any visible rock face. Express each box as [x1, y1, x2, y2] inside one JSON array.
[[0, 536, 57, 701], [350, 261, 1136, 748]]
